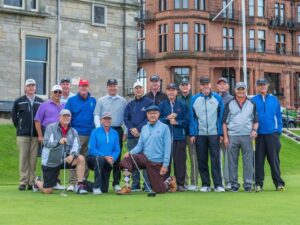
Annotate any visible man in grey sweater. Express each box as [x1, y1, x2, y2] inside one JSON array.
[[223, 82, 258, 192]]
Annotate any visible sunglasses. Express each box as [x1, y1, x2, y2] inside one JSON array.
[[54, 90, 62, 94]]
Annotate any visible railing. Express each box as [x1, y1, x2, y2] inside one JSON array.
[[136, 10, 155, 23], [209, 9, 240, 22], [137, 49, 155, 60], [268, 17, 295, 29]]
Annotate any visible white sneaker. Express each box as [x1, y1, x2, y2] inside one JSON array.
[[113, 184, 122, 192], [67, 185, 75, 192], [200, 186, 211, 192], [32, 177, 40, 192], [53, 183, 65, 190], [225, 184, 231, 191], [188, 185, 198, 192], [214, 186, 225, 192], [93, 188, 102, 195]]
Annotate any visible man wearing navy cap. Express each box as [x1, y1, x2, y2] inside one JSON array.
[[252, 78, 285, 192], [118, 105, 176, 194], [60, 77, 75, 104], [159, 83, 189, 191], [93, 78, 127, 192], [145, 75, 167, 105]]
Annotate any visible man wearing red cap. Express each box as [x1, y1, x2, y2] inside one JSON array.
[[65, 79, 96, 192]]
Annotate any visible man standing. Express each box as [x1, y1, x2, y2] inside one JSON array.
[[145, 75, 167, 105], [87, 112, 120, 194], [178, 78, 198, 191], [223, 82, 258, 192], [12, 79, 43, 191], [60, 77, 75, 104], [118, 105, 176, 195], [33, 109, 87, 194], [65, 79, 96, 191], [159, 83, 189, 191], [190, 77, 225, 192], [252, 78, 285, 192], [124, 81, 153, 191], [93, 79, 127, 192], [216, 77, 234, 190]]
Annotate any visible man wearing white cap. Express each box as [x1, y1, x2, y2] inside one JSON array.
[[124, 81, 153, 191], [12, 79, 43, 191], [34, 84, 65, 190]]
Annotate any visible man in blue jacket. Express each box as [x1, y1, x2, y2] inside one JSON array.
[[65, 79, 96, 191], [159, 83, 189, 191], [190, 77, 225, 192], [252, 78, 285, 192], [87, 112, 120, 194], [124, 81, 153, 191]]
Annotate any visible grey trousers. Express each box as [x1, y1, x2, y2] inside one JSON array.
[[228, 135, 253, 189], [185, 136, 198, 186], [69, 135, 90, 185], [220, 142, 230, 186]]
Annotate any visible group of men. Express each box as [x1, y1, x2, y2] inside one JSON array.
[[11, 74, 285, 195]]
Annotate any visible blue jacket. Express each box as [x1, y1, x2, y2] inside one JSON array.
[[65, 93, 96, 136], [251, 94, 282, 134], [124, 96, 153, 139], [159, 98, 189, 141], [189, 92, 224, 136], [88, 126, 120, 161]]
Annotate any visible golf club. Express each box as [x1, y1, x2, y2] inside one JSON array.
[[60, 144, 67, 197], [193, 153, 198, 192], [252, 139, 256, 192], [125, 143, 156, 197]]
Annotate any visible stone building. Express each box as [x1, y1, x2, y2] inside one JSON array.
[[0, 0, 138, 100], [137, 0, 300, 109]]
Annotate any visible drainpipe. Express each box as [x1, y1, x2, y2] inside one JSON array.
[[122, 0, 126, 96], [56, 0, 61, 84]]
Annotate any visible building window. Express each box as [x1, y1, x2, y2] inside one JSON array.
[[298, 6, 300, 23], [223, 27, 234, 50], [249, 29, 255, 51], [257, 0, 264, 17], [25, 36, 48, 95], [275, 3, 285, 25], [265, 73, 281, 96], [257, 30, 265, 52], [222, 68, 236, 94], [249, 0, 254, 16], [275, 34, 286, 55], [194, 23, 206, 52], [174, 0, 188, 9], [4, 0, 24, 8], [137, 28, 145, 57], [222, 0, 233, 19], [195, 0, 205, 10], [298, 35, 300, 55], [174, 67, 190, 85], [137, 68, 147, 93], [159, 24, 168, 52], [159, 0, 167, 11], [92, 4, 107, 26], [174, 23, 189, 51]]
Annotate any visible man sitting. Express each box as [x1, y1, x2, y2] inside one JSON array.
[[33, 109, 87, 194]]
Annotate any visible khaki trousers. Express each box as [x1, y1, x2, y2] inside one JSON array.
[[16, 136, 38, 185], [185, 136, 198, 186]]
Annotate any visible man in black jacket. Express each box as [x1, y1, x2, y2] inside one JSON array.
[[145, 75, 167, 105], [11, 79, 43, 191]]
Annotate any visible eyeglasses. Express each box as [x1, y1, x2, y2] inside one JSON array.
[[54, 90, 62, 94]]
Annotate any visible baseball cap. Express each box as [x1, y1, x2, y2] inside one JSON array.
[[60, 77, 71, 83], [60, 109, 71, 116], [25, 79, 36, 86], [101, 112, 112, 119], [217, 77, 228, 84], [79, 79, 89, 86], [107, 79, 118, 86], [235, 82, 247, 90], [51, 85, 62, 92], [180, 78, 189, 85], [166, 83, 178, 90], [145, 105, 160, 113], [256, 78, 268, 85], [199, 77, 211, 84], [133, 81, 143, 88], [150, 75, 160, 82]]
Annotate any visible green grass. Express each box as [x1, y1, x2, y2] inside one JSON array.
[[1, 124, 300, 225]]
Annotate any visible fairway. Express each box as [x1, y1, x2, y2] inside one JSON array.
[[1, 125, 300, 225]]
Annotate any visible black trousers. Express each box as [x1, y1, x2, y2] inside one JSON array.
[[165, 140, 187, 186], [255, 133, 285, 188], [112, 126, 123, 186], [195, 135, 222, 188], [87, 156, 112, 192]]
